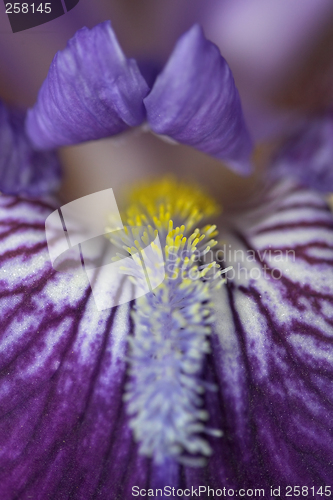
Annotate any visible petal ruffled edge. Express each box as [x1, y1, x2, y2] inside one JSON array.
[[144, 25, 253, 174], [26, 21, 149, 150]]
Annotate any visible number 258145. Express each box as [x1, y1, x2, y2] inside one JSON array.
[[5, 3, 51, 14]]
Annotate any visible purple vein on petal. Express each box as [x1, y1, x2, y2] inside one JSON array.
[[144, 25, 253, 174], [2, 180, 333, 497], [206, 180, 333, 489], [0, 196, 153, 499], [26, 21, 149, 150]]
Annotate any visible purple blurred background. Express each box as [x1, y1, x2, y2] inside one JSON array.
[[1, 0, 333, 205]]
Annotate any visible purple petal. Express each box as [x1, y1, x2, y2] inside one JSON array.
[[203, 181, 333, 490], [271, 111, 333, 192], [26, 21, 149, 150], [0, 196, 153, 498], [144, 25, 253, 174], [2, 181, 333, 497], [0, 103, 61, 196]]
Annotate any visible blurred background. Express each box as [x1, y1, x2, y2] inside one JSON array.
[[1, 0, 333, 207]]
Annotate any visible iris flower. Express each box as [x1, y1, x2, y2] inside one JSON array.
[[0, 20, 333, 500]]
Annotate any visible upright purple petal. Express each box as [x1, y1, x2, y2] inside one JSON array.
[[271, 111, 333, 192], [0, 103, 61, 196], [26, 21, 149, 150], [144, 25, 253, 174]]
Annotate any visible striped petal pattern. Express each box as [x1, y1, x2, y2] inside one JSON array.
[[0, 196, 151, 499], [201, 181, 333, 491], [0, 181, 332, 498]]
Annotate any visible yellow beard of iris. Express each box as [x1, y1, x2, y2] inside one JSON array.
[[106, 176, 225, 466]]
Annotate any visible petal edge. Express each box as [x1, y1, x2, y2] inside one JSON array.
[[144, 25, 253, 174], [26, 21, 149, 150]]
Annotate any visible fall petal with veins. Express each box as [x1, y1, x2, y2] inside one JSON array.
[[204, 181, 333, 490], [0, 196, 150, 499], [0, 181, 332, 498]]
